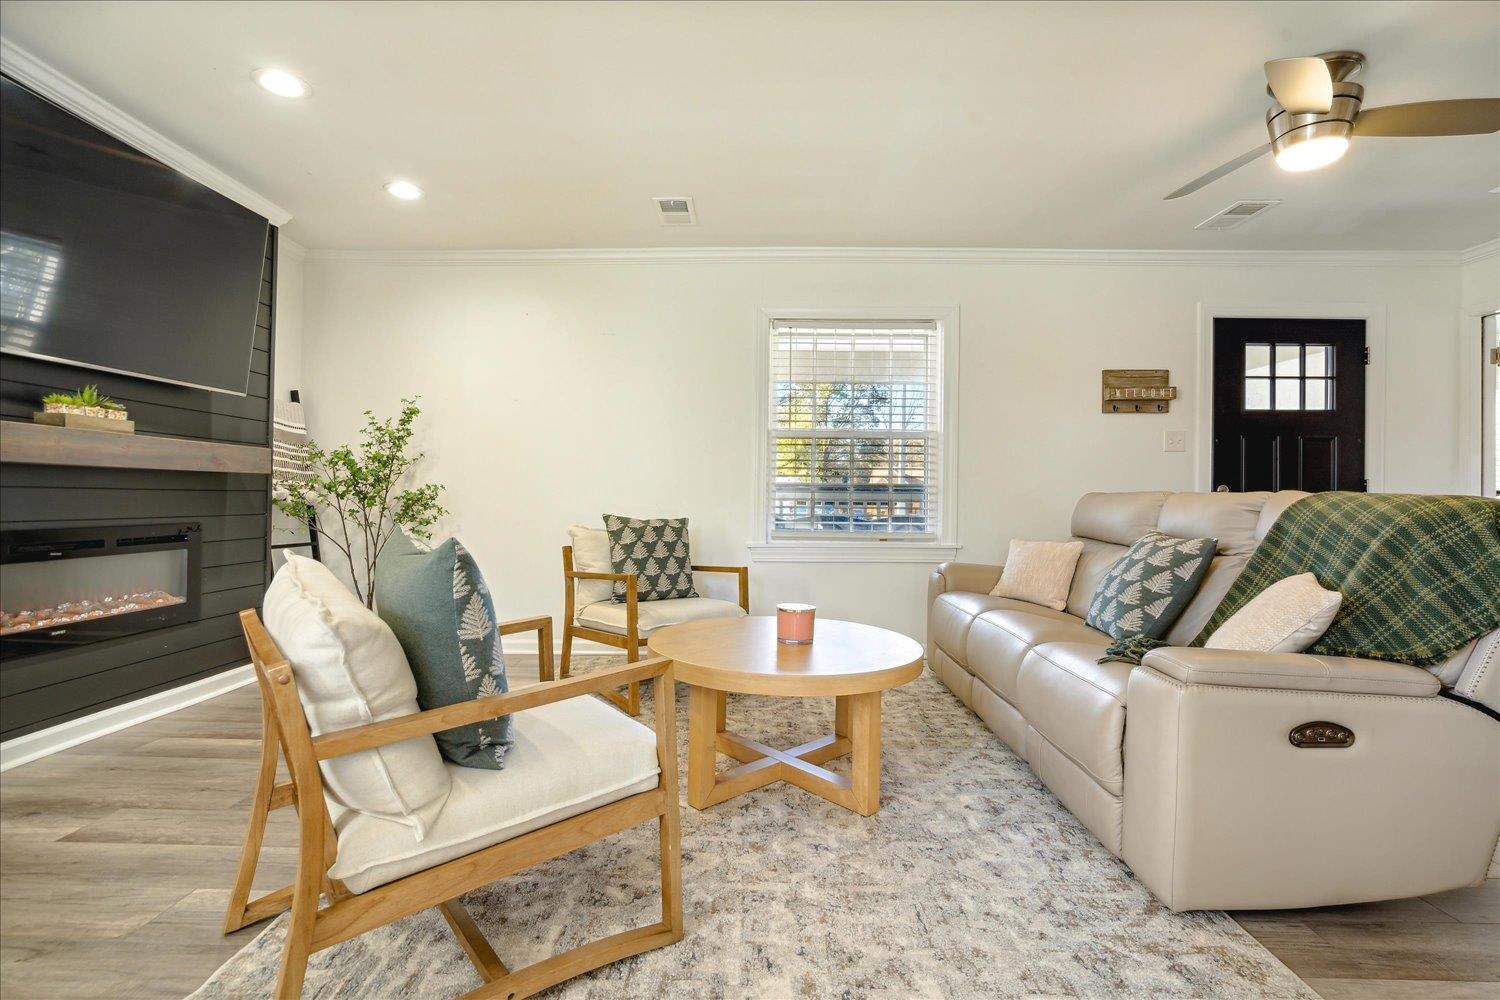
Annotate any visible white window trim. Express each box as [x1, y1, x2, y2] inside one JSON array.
[[748, 306, 961, 564]]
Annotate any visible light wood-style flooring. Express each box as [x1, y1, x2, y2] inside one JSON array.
[[1, 660, 1495, 999]]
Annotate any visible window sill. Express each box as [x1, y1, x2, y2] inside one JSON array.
[[746, 541, 962, 564]]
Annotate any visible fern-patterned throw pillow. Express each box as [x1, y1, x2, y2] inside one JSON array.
[[376, 534, 512, 769], [1085, 531, 1218, 641], [603, 515, 698, 603]]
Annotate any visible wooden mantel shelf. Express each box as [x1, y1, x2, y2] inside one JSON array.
[[0, 420, 272, 475]]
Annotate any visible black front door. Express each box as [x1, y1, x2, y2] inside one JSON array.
[[1212, 318, 1366, 492]]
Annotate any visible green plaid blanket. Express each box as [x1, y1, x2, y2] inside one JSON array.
[[1102, 493, 1500, 667]]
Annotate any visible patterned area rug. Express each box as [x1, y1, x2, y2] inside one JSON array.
[[192, 671, 1315, 999]]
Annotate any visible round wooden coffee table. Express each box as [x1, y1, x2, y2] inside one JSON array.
[[647, 616, 923, 816]]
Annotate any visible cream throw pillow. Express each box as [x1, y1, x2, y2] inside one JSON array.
[[1206, 572, 1343, 654], [264, 553, 451, 841], [567, 524, 614, 607], [990, 540, 1085, 611]]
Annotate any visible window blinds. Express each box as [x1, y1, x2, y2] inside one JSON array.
[[768, 319, 943, 538]]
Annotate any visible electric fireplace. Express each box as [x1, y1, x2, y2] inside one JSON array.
[[0, 523, 201, 659]]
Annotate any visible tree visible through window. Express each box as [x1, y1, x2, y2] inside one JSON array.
[[767, 319, 943, 538]]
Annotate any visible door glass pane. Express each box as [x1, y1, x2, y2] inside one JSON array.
[[1245, 378, 1271, 410], [1274, 378, 1300, 409], [1305, 344, 1331, 376], [1304, 378, 1330, 410], [1275, 344, 1301, 376], [1245, 344, 1272, 377]]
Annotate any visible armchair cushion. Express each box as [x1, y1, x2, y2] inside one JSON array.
[[604, 514, 698, 602], [330, 693, 660, 894], [264, 553, 451, 841], [576, 596, 746, 637], [377, 535, 513, 770], [567, 525, 615, 606]]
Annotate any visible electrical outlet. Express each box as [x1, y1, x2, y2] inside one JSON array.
[[1163, 430, 1186, 453]]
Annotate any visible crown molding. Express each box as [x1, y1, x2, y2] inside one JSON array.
[[302, 245, 1468, 267], [0, 38, 292, 226], [1461, 239, 1499, 265]]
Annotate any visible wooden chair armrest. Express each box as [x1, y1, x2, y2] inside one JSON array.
[[690, 564, 750, 613], [311, 656, 673, 761], [498, 615, 554, 681], [565, 569, 633, 582]]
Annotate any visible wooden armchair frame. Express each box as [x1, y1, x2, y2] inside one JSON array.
[[224, 609, 682, 1000], [561, 545, 749, 715]]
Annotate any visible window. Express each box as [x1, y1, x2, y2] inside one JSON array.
[[1484, 313, 1498, 498], [758, 315, 954, 557], [1243, 341, 1335, 411]]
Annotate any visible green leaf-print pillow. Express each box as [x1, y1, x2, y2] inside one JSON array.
[[1086, 531, 1218, 641], [376, 534, 511, 769], [602, 515, 698, 602]]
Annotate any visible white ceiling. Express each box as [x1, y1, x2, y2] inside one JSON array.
[[2, 0, 1497, 251]]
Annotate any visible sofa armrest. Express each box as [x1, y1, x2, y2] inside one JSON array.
[[928, 561, 1003, 604], [1141, 647, 1441, 697]]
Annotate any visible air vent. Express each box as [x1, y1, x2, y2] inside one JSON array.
[[654, 196, 697, 226], [1195, 199, 1280, 231]]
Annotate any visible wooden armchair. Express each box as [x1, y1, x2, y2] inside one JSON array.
[[561, 544, 749, 715], [224, 609, 682, 1000]]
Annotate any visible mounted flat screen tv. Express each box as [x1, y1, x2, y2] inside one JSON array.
[[0, 75, 269, 396]]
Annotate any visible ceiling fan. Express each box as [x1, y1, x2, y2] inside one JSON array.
[[1164, 51, 1500, 200]]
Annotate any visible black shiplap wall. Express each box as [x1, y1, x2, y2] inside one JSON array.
[[0, 230, 277, 740]]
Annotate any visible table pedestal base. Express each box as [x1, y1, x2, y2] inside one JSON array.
[[685, 686, 883, 816]]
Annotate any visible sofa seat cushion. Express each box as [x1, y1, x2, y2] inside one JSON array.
[[331, 693, 660, 894], [576, 596, 745, 637], [1016, 642, 1131, 795], [968, 611, 1109, 704], [930, 592, 1075, 662]]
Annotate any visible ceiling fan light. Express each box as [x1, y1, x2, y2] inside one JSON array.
[[1274, 134, 1350, 172]]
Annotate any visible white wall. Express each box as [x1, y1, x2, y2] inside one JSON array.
[[299, 252, 1468, 644], [273, 239, 306, 398], [1460, 244, 1499, 496]]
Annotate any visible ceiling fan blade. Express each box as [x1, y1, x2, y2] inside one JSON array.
[[1265, 57, 1333, 114], [1163, 144, 1272, 200], [1354, 99, 1500, 136]]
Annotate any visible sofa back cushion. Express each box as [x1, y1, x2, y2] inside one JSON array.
[[264, 553, 452, 841], [1070, 491, 1170, 545], [1065, 538, 1129, 619], [1161, 553, 1250, 644], [1256, 490, 1311, 542], [1157, 492, 1268, 557]]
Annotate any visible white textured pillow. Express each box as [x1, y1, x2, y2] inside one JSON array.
[[264, 553, 451, 841], [1206, 572, 1343, 654], [990, 540, 1085, 611], [567, 524, 614, 607]]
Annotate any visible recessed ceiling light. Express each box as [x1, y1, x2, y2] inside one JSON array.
[[253, 67, 310, 99], [384, 180, 423, 201]]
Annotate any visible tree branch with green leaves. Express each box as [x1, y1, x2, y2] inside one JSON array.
[[272, 398, 446, 608]]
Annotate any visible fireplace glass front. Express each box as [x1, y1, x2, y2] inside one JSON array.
[[0, 523, 201, 658]]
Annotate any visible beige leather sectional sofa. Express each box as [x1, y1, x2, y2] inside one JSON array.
[[928, 490, 1500, 911]]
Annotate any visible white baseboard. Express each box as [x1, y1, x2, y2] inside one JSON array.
[[0, 664, 256, 772], [500, 637, 624, 657]]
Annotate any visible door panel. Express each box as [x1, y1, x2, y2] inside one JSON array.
[[1213, 318, 1366, 493]]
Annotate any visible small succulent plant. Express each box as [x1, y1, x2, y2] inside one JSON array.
[[42, 385, 125, 410]]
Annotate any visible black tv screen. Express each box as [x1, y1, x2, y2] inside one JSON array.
[[0, 75, 269, 395]]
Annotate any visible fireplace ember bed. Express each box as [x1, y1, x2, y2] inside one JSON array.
[[0, 523, 201, 659]]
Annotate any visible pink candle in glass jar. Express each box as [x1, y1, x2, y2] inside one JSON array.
[[776, 603, 816, 644]]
